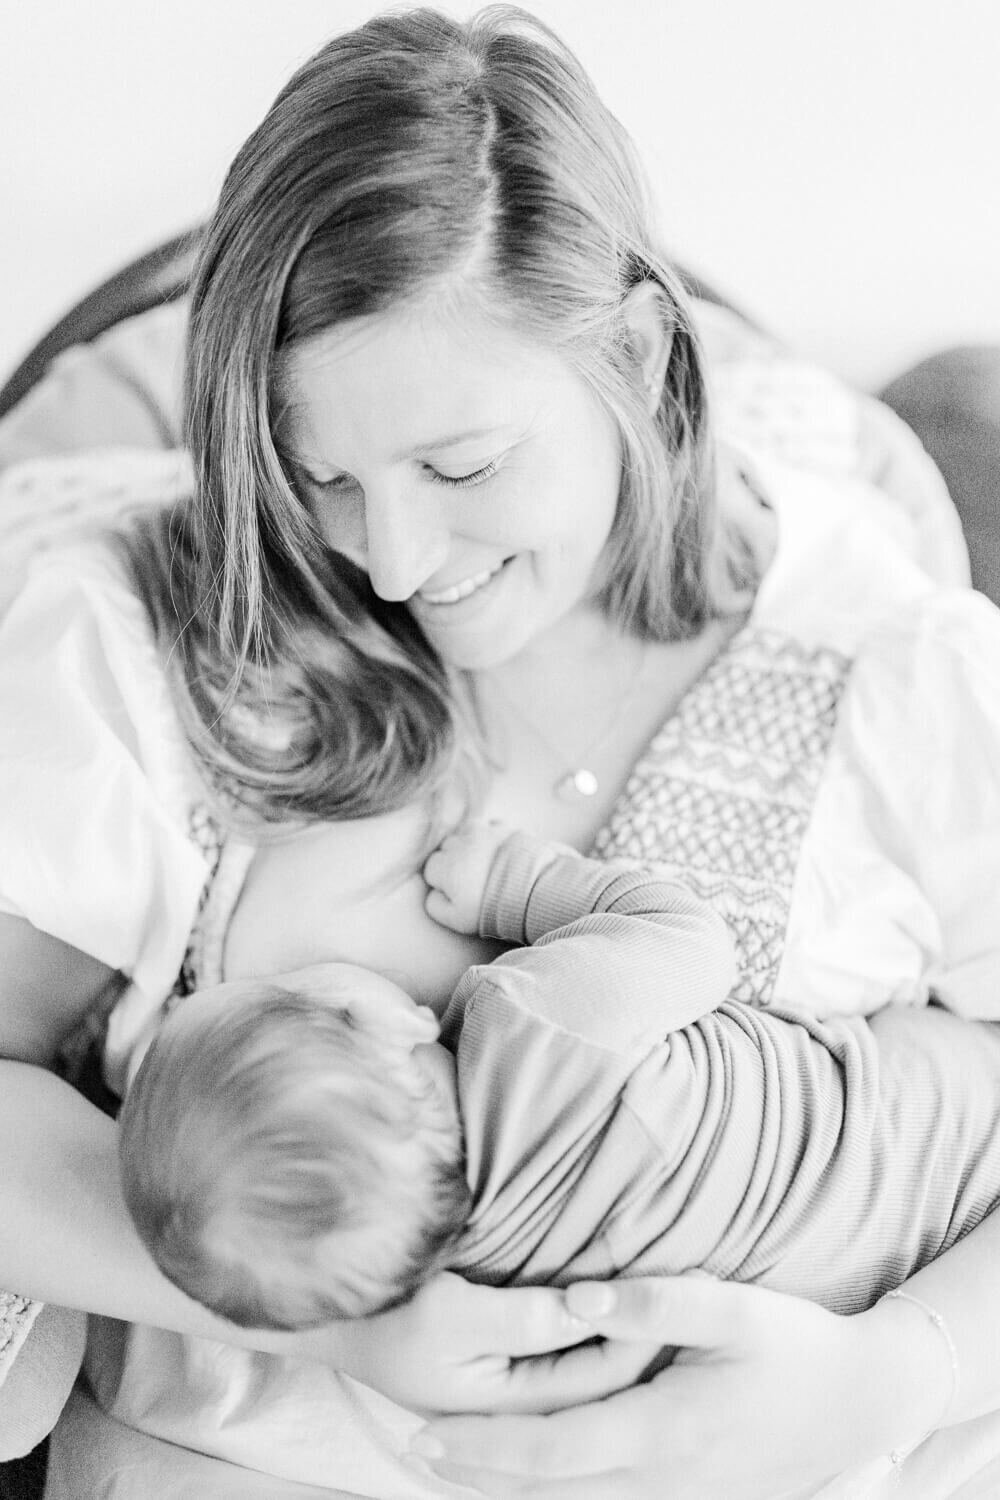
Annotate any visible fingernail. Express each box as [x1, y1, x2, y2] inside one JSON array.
[[566, 1283, 617, 1319], [410, 1431, 445, 1460]]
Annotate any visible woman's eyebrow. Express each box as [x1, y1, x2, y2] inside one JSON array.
[[405, 424, 516, 459], [283, 425, 521, 478]]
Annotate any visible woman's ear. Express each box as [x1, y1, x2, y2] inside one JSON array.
[[622, 281, 673, 414]]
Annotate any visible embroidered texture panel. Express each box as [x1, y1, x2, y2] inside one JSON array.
[[592, 628, 851, 1006]]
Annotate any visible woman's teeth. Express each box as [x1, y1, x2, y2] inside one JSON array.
[[419, 561, 506, 606]]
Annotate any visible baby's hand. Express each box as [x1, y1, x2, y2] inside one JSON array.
[[423, 821, 513, 935]]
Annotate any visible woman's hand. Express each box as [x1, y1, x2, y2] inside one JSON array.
[[424, 821, 513, 935], [302, 1271, 660, 1418], [412, 1275, 950, 1498]]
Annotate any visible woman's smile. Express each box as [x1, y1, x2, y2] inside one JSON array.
[[408, 555, 526, 660], [416, 557, 510, 607], [281, 297, 622, 669]]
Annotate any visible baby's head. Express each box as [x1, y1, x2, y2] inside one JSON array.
[[118, 965, 469, 1328]]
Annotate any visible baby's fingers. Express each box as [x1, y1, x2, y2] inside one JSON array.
[[422, 846, 453, 893], [425, 884, 466, 932]]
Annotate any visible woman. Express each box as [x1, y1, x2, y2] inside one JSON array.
[[1, 7, 999, 1498]]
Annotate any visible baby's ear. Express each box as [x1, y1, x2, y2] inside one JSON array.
[[270, 962, 441, 1048], [357, 999, 440, 1049]]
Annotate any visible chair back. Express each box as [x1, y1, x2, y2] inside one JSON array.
[[0, 229, 202, 420]]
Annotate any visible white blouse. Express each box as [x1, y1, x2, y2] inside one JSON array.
[[2, 445, 1000, 1498], [0, 446, 998, 1081]]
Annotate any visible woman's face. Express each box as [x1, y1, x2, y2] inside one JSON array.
[[280, 297, 622, 670]]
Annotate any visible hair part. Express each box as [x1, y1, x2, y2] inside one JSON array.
[[119, 983, 470, 1327]]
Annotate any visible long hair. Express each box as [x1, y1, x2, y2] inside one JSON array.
[[123, 6, 764, 823]]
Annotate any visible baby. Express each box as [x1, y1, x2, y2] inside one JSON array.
[[119, 822, 1000, 1330]]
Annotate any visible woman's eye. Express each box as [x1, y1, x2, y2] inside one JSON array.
[[304, 472, 363, 502], [428, 459, 499, 489]]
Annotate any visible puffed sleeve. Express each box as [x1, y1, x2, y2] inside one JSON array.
[[781, 587, 1000, 1019], [0, 543, 209, 1017]]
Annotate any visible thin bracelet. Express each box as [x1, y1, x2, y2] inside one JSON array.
[[882, 1289, 960, 1467]]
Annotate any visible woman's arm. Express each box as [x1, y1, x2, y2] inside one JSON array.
[[0, 914, 305, 1332], [0, 916, 650, 1414], [409, 996, 1000, 1494], [901, 1204, 1000, 1426], [2, 1053, 646, 1408], [0, 914, 116, 1064], [0, 1057, 647, 1409]]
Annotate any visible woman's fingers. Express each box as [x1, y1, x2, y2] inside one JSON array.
[[565, 1272, 738, 1347], [415, 1391, 656, 1479], [417, 1411, 599, 1480], [430, 1459, 634, 1499], [411, 1278, 906, 1498], [416, 1274, 595, 1357], [383, 1277, 658, 1414], [494, 1333, 662, 1412]]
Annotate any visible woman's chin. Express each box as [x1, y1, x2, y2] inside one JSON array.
[[420, 627, 528, 673], [408, 558, 530, 669]]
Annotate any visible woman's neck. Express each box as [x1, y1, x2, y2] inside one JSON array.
[[473, 615, 739, 850], [466, 460, 774, 845]]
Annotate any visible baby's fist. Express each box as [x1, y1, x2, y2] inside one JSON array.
[[423, 821, 513, 934]]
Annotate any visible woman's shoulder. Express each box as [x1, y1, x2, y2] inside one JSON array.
[[743, 451, 975, 656], [0, 446, 192, 620], [3, 533, 143, 634], [0, 507, 202, 814], [780, 578, 1000, 1019], [830, 581, 1000, 801], [0, 528, 170, 746], [0, 458, 210, 1003], [0, 449, 195, 725]]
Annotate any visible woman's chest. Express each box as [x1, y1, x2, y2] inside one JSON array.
[[225, 622, 933, 1022], [222, 810, 505, 1013]]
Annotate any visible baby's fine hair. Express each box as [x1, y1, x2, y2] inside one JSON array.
[[118, 982, 471, 1328], [120, 5, 765, 826]]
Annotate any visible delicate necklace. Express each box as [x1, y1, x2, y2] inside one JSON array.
[[480, 643, 649, 804]]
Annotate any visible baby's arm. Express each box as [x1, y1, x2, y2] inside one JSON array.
[[432, 830, 1000, 1312], [426, 824, 736, 1047]]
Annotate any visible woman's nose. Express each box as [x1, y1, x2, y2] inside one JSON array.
[[362, 485, 449, 602]]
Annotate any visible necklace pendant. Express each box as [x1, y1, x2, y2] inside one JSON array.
[[554, 767, 600, 802]]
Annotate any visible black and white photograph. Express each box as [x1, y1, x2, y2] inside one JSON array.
[[1, 4, 999, 1497]]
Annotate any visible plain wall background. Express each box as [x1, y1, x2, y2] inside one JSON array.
[[2, 0, 998, 391]]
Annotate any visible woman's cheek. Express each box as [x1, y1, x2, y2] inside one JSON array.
[[318, 492, 367, 561]]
